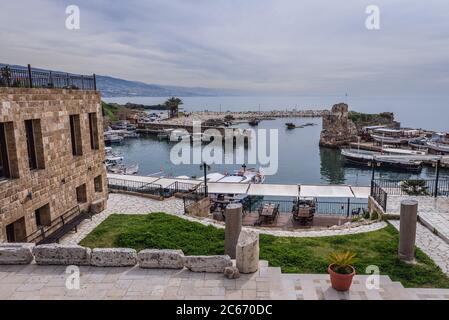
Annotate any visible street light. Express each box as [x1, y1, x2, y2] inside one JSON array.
[[200, 162, 211, 196]]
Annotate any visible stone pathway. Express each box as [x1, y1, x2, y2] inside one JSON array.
[[389, 220, 449, 276], [61, 193, 388, 245], [1, 261, 449, 300], [387, 196, 449, 245]]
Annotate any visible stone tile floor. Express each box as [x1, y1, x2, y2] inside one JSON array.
[[61, 193, 387, 245], [1, 261, 449, 300]]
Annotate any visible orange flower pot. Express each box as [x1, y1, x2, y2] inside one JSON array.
[[328, 264, 355, 292]]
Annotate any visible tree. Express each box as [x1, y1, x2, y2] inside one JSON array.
[[164, 97, 183, 118]]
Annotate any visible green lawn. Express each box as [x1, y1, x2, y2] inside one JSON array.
[[80, 213, 449, 288]]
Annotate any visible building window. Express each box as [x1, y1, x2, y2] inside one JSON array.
[[89, 112, 100, 150], [69, 114, 83, 156], [94, 175, 103, 192], [24, 119, 44, 170], [76, 184, 87, 203], [0, 122, 10, 179], [35, 204, 51, 228], [6, 217, 26, 243]]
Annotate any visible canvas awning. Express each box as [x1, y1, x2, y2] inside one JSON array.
[[350, 186, 371, 199], [107, 174, 161, 185], [247, 184, 299, 197], [206, 182, 250, 194], [299, 185, 355, 198]]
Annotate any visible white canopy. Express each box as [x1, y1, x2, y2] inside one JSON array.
[[107, 174, 161, 185], [299, 185, 355, 198], [350, 186, 371, 199], [206, 182, 250, 195], [247, 184, 299, 197]]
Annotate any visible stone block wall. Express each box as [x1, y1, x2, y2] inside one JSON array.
[[0, 88, 108, 242]]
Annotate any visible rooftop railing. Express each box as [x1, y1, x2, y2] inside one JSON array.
[[0, 64, 96, 91]]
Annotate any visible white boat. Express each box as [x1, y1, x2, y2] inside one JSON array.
[[104, 132, 124, 145], [370, 128, 423, 144], [341, 149, 423, 172], [426, 141, 449, 153], [170, 129, 191, 142]]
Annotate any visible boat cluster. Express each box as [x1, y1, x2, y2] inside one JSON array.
[[104, 121, 140, 145], [104, 147, 139, 175], [341, 127, 449, 172], [156, 128, 253, 143]]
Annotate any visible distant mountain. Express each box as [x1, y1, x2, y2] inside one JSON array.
[[96, 75, 242, 97], [0, 63, 242, 97]]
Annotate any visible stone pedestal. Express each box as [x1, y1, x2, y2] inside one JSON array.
[[225, 203, 242, 259], [398, 200, 418, 264], [236, 229, 259, 273]]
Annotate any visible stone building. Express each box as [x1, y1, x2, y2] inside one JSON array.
[[0, 88, 108, 243]]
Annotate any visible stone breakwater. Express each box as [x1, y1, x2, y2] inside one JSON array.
[[160, 110, 327, 126]]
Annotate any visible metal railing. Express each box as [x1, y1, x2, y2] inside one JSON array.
[[21, 205, 83, 244], [0, 64, 96, 90], [108, 178, 164, 197], [371, 180, 388, 211], [166, 181, 207, 198], [241, 198, 368, 216], [372, 178, 449, 197]]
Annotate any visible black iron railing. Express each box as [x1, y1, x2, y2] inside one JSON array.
[[21, 205, 84, 244], [0, 64, 96, 90], [108, 178, 164, 197], [166, 181, 207, 198], [371, 180, 388, 211], [241, 198, 368, 216], [372, 178, 449, 198]]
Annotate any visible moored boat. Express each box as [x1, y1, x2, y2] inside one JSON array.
[[370, 128, 424, 145], [341, 149, 423, 172]]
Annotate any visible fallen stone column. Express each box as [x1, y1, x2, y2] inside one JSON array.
[[33, 244, 91, 265], [236, 229, 259, 273], [0, 243, 35, 265], [183, 255, 232, 273], [91, 248, 137, 267], [138, 249, 184, 269]]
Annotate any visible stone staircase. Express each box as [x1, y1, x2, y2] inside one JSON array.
[[257, 260, 449, 300]]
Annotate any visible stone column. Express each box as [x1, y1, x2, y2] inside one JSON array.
[[398, 200, 418, 264], [225, 203, 242, 259]]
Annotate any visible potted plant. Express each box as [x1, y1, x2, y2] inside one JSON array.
[[328, 251, 356, 291]]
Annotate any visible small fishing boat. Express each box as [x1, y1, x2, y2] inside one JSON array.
[[341, 149, 423, 172], [248, 119, 260, 126], [285, 123, 296, 129], [425, 132, 449, 154], [104, 133, 124, 145]]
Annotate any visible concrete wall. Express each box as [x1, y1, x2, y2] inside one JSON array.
[[0, 88, 108, 242]]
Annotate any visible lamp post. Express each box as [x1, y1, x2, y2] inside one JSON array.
[[369, 160, 381, 194], [200, 162, 211, 196], [434, 158, 441, 198]]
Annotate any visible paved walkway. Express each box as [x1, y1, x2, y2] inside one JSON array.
[[386, 196, 449, 245], [61, 193, 387, 245], [390, 220, 449, 276], [1, 261, 449, 300]]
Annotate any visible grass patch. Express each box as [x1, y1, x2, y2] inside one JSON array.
[[80, 213, 449, 288], [102, 101, 120, 122]]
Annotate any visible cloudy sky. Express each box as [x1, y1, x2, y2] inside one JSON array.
[[1, 0, 448, 95]]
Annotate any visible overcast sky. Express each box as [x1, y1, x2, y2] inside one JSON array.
[[1, 0, 448, 95]]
